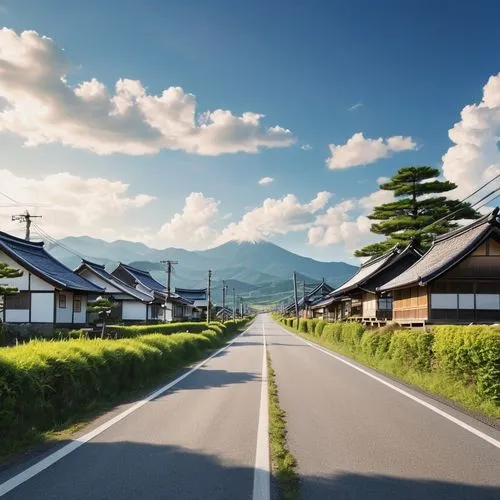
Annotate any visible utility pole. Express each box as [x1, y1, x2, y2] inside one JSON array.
[[12, 211, 42, 241], [160, 259, 178, 322], [293, 271, 299, 328], [207, 269, 212, 323], [240, 298, 243, 318], [222, 280, 227, 322], [232, 287, 236, 321], [303, 280, 307, 319]]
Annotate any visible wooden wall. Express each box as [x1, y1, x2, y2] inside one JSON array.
[[393, 286, 428, 321]]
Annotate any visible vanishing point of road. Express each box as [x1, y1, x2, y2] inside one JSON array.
[[0, 314, 499, 499]]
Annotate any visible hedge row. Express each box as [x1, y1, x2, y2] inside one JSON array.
[[0, 318, 250, 455], [106, 321, 227, 338], [273, 315, 500, 405]]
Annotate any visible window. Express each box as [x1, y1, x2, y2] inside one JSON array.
[[458, 294, 474, 310], [377, 296, 392, 311], [59, 294, 67, 309], [476, 294, 500, 310], [5, 292, 30, 310], [431, 294, 457, 309], [73, 296, 82, 313]]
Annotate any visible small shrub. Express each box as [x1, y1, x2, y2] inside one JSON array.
[[388, 330, 434, 372], [298, 319, 308, 333], [314, 320, 327, 337]]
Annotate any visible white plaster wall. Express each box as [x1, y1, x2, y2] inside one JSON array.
[[122, 301, 147, 321], [30, 274, 54, 291], [78, 269, 121, 293], [31, 293, 54, 322], [5, 309, 29, 322], [56, 291, 73, 324]]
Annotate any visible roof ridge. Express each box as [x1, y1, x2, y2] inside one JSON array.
[[434, 209, 497, 243], [0, 231, 44, 247], [81, 258, 106, 269], [359, 245, 399, 268]]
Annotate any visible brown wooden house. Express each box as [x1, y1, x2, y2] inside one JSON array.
[[379, 209, 500, 325], [312, 244, 421, 325]]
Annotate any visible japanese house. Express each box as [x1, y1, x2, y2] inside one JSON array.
[[0, 232, 102, 326], [379, 209, 500, 325], [312, 244, 421, 325], [112, 263, 194, 322], [284, 280, 334, 318], [75, 260, 154, 322], [175, 288, 208, 320]]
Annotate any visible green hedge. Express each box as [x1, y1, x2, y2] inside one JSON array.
[[274, 317, 500, 406], [0, 318, 251, 455]]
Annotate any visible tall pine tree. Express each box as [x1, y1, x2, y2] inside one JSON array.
[[355, 166, 480, 257]]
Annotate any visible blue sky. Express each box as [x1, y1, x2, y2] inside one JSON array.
[[1, 0, 500, 263]]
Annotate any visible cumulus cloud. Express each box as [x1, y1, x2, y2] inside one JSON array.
[[0, 169, 155, 240], [258, 176, 274, 185], [154, 192, 220, 250], [326, 132, 417, 169], [219, 191, 331, 243], [0, 28, 295, 156], [301, 144, 312, 151], [441, 72, 500, 199]]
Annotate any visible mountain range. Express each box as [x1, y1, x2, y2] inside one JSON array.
[[47, 237, 357, 306]]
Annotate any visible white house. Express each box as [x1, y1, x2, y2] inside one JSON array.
[[74, 260, 154, 322], [0, 232, 103, 326], [112, 263, 195, 322]]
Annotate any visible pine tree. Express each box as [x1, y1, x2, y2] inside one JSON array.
[[88, 296, 116, 338], [0, 262, 23, 296], [355, 166, 480, 257]]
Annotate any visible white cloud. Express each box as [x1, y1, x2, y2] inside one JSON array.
[[301, 144, 312, 151], [348, 102, 363, 112], [219, 191, 331, 243], [258, 176, 274, 185], [441, 72, 500, 199], [326, 132, 417, 169], [154, 192, 220, 250], [0, 28, 295, 156], [0, 169, 155, 240]]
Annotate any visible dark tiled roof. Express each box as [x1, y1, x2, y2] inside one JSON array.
[[175, 288, 207, 301], [116, 263, 166, 293], [379, 210, 500, 291], [284, 281, 334, 312], [331, 246, 400, 296], [0, 232, 103, 293], [75, 260, 153, 302]]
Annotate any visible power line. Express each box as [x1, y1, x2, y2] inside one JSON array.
[[31, 222, 84, 259]]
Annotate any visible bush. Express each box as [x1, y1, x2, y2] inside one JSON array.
[[298, 319, 308, 333], [388, 330, 434, 372], [433, 325, 500, 402], [0, 327, 234, 455], [314, 320, 327, 337], [306, 319, 317, 335], [107, 321, 221, 339]]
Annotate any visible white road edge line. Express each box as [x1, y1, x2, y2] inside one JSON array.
[[0, 324, 254, 497], [280, 322, 500, 450], [253, 321, 270, 500]]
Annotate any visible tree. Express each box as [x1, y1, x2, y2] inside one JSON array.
[[355, 166, 481, 257], [0, 261, 23, 296], [87, 296, 116, 338], [0, 262, 23, 316]]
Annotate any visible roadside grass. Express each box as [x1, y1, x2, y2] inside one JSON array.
[[0, 321, 251, 464], [267, 351, 300, 500], [277, 322, 500, 422]]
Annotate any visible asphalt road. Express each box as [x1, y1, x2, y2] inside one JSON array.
[[1, 314, 499, 500], [265, 315, 500, 500], [0, 321, 268, 500]]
